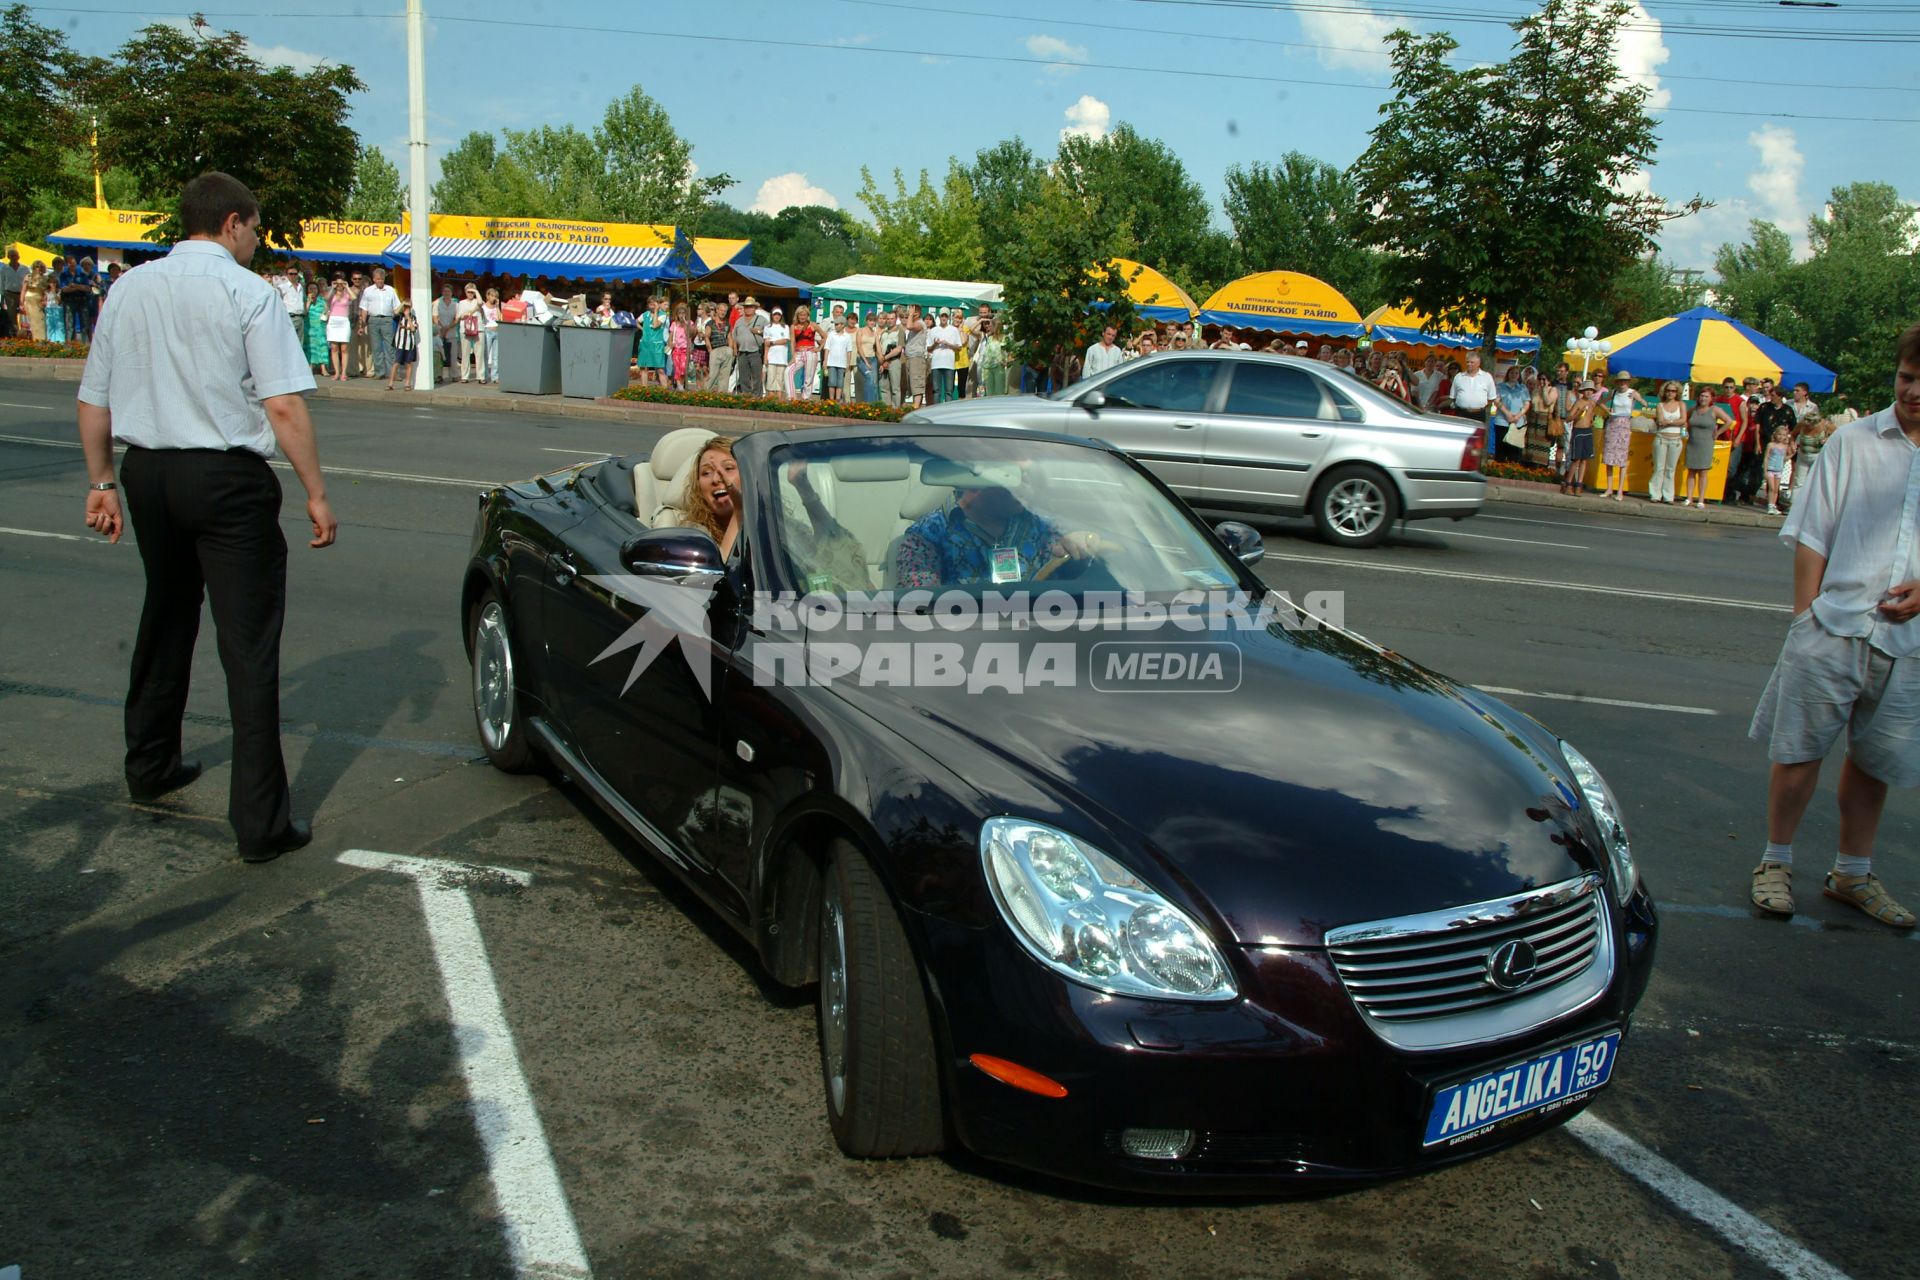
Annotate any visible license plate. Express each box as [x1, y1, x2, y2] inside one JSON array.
[[1423, 1030, 1621, 1148]]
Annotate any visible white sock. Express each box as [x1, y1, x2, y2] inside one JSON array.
[[1763, 842, 1793, 867], [1833, 854, 1871, 878]]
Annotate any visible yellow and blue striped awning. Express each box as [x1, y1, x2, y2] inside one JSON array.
[[1581, 307, 1835, 392]]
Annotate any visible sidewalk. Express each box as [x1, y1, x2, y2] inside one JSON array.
[[1, 359, 1782, 528]]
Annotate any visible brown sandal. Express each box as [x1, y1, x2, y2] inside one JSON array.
[[1750, 861, 1793, 916], [1823, 873, 1917, 929]]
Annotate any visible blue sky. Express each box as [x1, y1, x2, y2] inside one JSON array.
[[32, 0, 1920, 271]]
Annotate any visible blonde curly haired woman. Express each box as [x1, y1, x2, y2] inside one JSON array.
[[679, 436, 741, 558]]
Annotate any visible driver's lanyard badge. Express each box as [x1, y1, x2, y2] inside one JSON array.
[[989, 546, 1023, 584]]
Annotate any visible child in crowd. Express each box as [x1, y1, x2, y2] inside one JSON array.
[[1763, 424, 1792, 515], [387, 303, 419, 391]]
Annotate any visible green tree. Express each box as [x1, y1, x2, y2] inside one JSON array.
[[502, 124, 605, 219], [999, 173, 1134, 388], [1590, 253, 1705, 338], [1222, 153, 1384, 311], [856, 162, 984, 281], [344, 144, 404, 222], [1055, 123, 1227, 292], [88, 18, 363, 252], [1351, 0, 1700, 354], [1711, 220, 1796, 337], [962, 137, 1049, 281], [15, 150, 152, 248], [690, 203, 870, 285], [1788, 184, 1918, 400], [593, 85, 733, 227], [0, 4, 90, 243]]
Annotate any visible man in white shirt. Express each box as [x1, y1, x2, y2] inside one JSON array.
[[357, 266, 399, 379], [824, 316, 856, 402], [926, 311, 962, 403], [1449, 352, 1497, 424], [76, 171, 337, 863], [1748, 323, 1920, 930], [1082, 326, 1124, 379], [271, 263, 304, 339]]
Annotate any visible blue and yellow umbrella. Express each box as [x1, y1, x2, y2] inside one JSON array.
[[1580, 306, 1835, 392]]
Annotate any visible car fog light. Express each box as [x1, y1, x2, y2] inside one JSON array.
[[1119, 1127, 1195, 1160]]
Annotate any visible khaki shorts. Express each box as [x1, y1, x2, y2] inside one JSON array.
[[906, 355, 928, 398], [1749, 611, 1920, 786]]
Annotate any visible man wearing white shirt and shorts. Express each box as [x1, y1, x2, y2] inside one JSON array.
[[76, 172, 338, 864], [358, 267, 399, 378], [1749, 322, 1920, 929]]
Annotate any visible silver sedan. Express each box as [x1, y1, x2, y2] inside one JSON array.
[[909, 350, 1489, 548]]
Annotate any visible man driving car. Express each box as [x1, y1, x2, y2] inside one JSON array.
[[893, 462, 1099, 588]]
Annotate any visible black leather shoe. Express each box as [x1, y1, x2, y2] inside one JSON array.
[[128, 758, 203, 803], [238, 819, 312, 864]]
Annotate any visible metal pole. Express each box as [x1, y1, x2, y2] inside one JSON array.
[[407, 0, 434, 390]]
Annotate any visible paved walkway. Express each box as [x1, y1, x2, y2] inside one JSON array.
[[2, 358, 1782, 528]]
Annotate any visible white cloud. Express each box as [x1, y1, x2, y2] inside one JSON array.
[[1025, 33, 1089, 77], [1060, 95, 1111, 143], [749, 172, 839, 215], [1747, 123, 1806, 231], [1296, 0, 1399, 74], [1613, 1, 1671, 111], [158, 19, 329, 73]]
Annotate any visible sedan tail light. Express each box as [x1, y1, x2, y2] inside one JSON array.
[[1459, 426, 1486, 471]]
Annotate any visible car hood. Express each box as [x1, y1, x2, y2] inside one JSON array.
[[817, 614, 1593, 946], [908, 394, 1068, 424]]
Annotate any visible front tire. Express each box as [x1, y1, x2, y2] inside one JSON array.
[[1312, 464, 1399, 549], [469, 589, 533, 772], [818, 839, 943, 1157]]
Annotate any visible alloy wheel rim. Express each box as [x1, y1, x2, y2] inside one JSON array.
[[473, 602, 515, 751], [1328, 479, 1386, 538], [821, 880, 849, 1114]]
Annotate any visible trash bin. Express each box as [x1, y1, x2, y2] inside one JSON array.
[[497, 320, 562, 395], [559, 325, 637, 399]]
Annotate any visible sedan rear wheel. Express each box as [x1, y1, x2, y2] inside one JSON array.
[[1312, 464, 1399, 549], [818, 839, 943, 1157], [469, 590, 532, 772]]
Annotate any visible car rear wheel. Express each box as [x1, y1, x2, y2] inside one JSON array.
[[818, 839, 943, 1157], [1312, 464, 1399, 549], [469, 589, 533, 772]]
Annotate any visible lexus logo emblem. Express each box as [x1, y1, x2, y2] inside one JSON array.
[[1486, 939, 1539, 991]]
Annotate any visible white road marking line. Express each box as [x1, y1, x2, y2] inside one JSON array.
[[0, 399, 64, 410], [0, 433, 493, 489], [542, 448, 612, 456], [1566, 1113, 1853, 1280], [1474, 685, 1719, 715], [1632, 1015, 1920, 1056], [1259, 549, 1792, 613], [1480, 512, 1669, 538], [0, 525, 92, 542], [1657, 899, 1920, 943], [1423, 528, 1588, 550], [338, 850, 593, 1280]]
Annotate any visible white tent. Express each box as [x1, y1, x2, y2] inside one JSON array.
[[811, 273, 1003, 311]]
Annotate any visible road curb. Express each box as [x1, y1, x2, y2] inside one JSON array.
[[1486, 479, 1780, 529]]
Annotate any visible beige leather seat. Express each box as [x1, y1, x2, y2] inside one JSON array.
[[634, 428, 715, 528], [811, 454, 913, 584]]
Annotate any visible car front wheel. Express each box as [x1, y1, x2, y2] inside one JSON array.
[[818, 839, 944, 1157], [469, 589, 533, 772], [1312, 464, 1399, 549]]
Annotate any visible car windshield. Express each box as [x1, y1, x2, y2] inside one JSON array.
[[765, 435, 1245, 599]]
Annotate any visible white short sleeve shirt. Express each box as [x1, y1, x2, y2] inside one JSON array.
[[1781, 408, 1920, 657], [77, 240, 316, 458]]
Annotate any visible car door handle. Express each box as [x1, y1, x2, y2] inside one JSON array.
[[551, 551, 577, 587], [1300, 431, 1324, 439], [1172, 420, 1203, 430]]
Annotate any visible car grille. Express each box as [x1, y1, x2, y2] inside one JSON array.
[[1323, 875, 1612, 1052]]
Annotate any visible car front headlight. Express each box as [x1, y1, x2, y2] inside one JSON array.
[[1559, 741, 1639, 904], [980, 818, 1237, 1001]]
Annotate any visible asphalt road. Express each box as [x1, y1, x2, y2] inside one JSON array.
[[1, 375, 1913, 1280]]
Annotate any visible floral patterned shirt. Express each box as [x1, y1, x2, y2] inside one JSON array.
[[894, 503, 1063, 589]]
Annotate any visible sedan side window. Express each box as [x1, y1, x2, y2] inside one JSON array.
[[1099, 360, 1216, 412], [1222, 363, 1338, 421]]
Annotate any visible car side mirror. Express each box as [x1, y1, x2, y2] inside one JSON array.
[[1076, 388, 1106, 412], [620, 528, 726, 579], [1213, 520, 1266, 567]]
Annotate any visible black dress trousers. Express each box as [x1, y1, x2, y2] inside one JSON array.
[[120, 445, 292, 843]]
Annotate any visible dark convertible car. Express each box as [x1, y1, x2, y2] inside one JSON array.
[[462, 423, 1656, 1193]]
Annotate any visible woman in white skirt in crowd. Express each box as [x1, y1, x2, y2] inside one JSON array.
[[1647, 380, 1688, 503], [325, 277, 354, 382], [762, 307, 792, 400]]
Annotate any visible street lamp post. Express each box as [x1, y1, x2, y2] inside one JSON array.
[[406, 0, 434, 391], [1565, 325, 1612, 383]]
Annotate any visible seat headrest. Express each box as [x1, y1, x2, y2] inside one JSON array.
[[650, 428, 714, 483], [828, 453, 912, 482], [899, 483, 949, 521]]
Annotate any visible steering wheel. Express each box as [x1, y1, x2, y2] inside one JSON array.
[[1033, 531, 1116, 582]]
